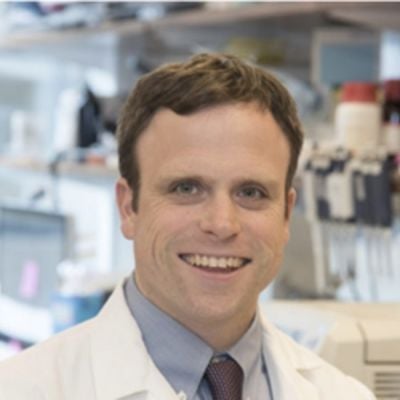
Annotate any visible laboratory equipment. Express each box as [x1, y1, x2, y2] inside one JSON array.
[[0, 205, 72, 351], [262, 301, 400, 400], [335, 82, 381, 153], [293, 145, 400, 302], [383, 79, 400, 153]]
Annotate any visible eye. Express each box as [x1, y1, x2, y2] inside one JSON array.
[[237, 186, 267, 200], [171, 180, 201, 196]]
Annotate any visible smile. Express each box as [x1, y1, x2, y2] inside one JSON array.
[[179, 254, 250, 270]]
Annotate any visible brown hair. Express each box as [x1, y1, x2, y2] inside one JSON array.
[[117, 53, 304, 210]]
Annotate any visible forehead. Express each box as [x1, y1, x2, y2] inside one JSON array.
[[136, 103, 290, 183]]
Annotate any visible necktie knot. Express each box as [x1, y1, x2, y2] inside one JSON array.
[[205, 356, 243, 400]]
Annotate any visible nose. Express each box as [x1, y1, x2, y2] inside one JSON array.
[[199, 193, 241, 240]]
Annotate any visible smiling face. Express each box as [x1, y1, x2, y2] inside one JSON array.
[[117, 103, 296, 348]]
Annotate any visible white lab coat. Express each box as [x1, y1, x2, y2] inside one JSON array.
[[0, 283, 375, 400]]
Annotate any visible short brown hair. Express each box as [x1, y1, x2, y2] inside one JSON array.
[[117, 53, 304, 210]]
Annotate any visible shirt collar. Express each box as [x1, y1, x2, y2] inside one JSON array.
[[124, 273, 263, 398], [124, 274, 212, 398], [228, 310, 264, 382]]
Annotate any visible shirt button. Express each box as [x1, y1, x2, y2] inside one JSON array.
[[177, 391, 187, 400]]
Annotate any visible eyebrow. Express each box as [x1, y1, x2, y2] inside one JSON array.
[[236, 178, 279, 189], [155, 174, 210, 190]]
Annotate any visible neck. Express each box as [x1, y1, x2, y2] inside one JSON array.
[[176, 310, 255, 352], [134, 273, 256, 351]]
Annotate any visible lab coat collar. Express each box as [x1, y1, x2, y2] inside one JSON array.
[[260, 311, 321, 400], [89, 282, 179, 400]]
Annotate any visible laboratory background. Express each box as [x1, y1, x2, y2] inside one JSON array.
[[0, 1, 399, 399]]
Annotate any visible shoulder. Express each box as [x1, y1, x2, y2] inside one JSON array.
[[261, 315, 376, 399], [0, 281, 141, 400], [0, 317, 95, 399]]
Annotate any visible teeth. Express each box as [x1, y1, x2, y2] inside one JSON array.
[[181, 254, 247, 269], [218, 258, 227, 268]]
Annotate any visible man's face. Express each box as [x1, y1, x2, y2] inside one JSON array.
[[117, 103, 295, 336]]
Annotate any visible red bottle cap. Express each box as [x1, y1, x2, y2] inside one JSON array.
[[384, 80, 400, 102], [341, 82, 378, 103]]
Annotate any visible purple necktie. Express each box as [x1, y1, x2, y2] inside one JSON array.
[[205, 357, 244, 400]]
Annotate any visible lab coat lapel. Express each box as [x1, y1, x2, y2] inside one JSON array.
[[89, 283, 179, 400], [89, 283, 321, 400], [261, 313, 320, 400]]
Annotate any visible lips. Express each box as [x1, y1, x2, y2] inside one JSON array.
[[179, 253, 250, 270]]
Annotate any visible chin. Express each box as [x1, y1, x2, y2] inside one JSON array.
[[188, 296, 253, 324]]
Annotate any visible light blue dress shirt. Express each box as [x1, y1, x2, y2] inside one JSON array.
[[124, 274, 273, 400]]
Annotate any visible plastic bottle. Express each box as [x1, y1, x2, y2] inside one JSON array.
[[335, 82, 381, 154], [391, 154, 400, 218], [382, 79, 400, 154], [51, 260, 105, 333]]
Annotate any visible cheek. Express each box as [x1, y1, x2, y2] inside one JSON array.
[[246, 213, 288, 259], [248, 209, 286, 238], [135, 203, 192, 260]]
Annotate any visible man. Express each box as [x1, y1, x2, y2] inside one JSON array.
[[0, 53, 374, 400]]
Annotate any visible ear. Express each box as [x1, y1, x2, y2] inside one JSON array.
[[116, 177, 136, 240], [284, 187, 297, 242]]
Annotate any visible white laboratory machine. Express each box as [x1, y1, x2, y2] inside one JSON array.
[[262, 301, 400, 400]]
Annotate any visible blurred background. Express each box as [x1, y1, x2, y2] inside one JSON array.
[[0, 2, 400, 397]]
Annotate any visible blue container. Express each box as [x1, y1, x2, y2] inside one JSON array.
[[51, 292, 105, 333]]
